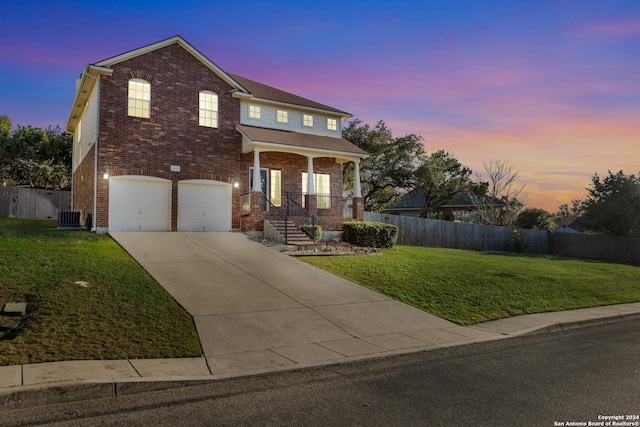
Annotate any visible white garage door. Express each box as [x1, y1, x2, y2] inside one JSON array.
[[178, 180, 231, 231], [109, 176, 171, 232]]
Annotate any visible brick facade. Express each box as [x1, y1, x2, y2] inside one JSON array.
[[71, 38, 365, 234]]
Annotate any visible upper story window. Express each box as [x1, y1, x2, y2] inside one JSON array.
[[277, 110, 288, 123], [199, 91, 218, 128], [303, 114, 313, 127], [327, 118, 337, 131], [249, 105, 261, 119], [128, 78, 150, 118]]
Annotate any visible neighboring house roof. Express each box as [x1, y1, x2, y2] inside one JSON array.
[[228, 73, 350, 117], [555, 217, 588, 234], [555, 225, 581, 234], [237, 125, 367, 158]]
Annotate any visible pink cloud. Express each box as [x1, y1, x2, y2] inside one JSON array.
[[569, 14, 640, 41]]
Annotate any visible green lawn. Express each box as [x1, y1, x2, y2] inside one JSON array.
[[0, 218, 201, 366], [300, 246, 640, 326]]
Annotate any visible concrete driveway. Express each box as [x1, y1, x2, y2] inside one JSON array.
[[110, 232, 499, 376]]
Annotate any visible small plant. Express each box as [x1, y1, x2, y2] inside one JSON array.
[[301, 224, 322, 243], [512, 229, 530, 253]]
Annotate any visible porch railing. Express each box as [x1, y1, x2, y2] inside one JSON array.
[[288, 193, 354, 218], [245, 192, 316, 242], [286, 192, 315, 232]]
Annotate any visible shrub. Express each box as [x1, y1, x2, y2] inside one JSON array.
[[343, 221, 398, 248], [512, 229, 530, 253], [301, 224, 322, 243]]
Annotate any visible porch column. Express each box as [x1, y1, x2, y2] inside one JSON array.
[[252, 149, 261, 192], [354, 159, 362, 198], [307, 156, 316, 194], [306, 156, 317, 217], [352, 159, 364, 220]]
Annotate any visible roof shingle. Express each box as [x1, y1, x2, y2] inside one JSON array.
[[229, 73, 350, 116], [237, 125, 367, 156]]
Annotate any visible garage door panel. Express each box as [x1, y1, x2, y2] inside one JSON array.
[[109, 176, 171, 232], [178, 180, 231, 232]]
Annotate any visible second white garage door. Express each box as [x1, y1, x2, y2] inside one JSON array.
[[178, 180, 232, 231]]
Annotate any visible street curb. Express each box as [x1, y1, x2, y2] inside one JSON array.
[[1, 310, 639, 410], [518, 311, 640, 336]]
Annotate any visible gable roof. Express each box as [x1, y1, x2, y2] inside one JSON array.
[[94, 35, 246, 93], [68, 35, 352, 131], [237, 125, 367, 158], [228, 73, 350, 117]]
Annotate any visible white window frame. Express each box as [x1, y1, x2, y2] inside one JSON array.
[[302, 172, 331, 208], [303, 114, 313, 127], [277, 110, 288, 123], [249, 105, 261, 119], [128, 78, 150, 118], [199, 91, 218, 128], [327, 118, 337, 131]]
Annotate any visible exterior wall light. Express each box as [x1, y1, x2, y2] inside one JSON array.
[[102, 170, 109, 179]]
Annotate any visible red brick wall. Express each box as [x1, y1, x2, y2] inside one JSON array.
[[90, 41, 351, 232], [72, 145, 95, 227], [95, 43, 242, 229]]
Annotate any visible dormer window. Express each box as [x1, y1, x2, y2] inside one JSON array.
[[199, 91, 218, 128], [327, 118, 337, 131], [249, 105, 261, 119], [303, 114, 313, 127], [128, 78, 150, 118]]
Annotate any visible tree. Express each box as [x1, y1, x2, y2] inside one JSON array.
[[343, 119, 424, 212], [515, 208, 557, 231], [556, 199, 586, 226], [471, 160, 526, 226], [583, 170, 640, 236], [413, 150, 472, 218], [0, 117, 72, 190]]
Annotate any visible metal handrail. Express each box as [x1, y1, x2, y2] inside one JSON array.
[[243, 192, 317, 243], [262, 197, 290, 243], [286, 192, 315, 238]]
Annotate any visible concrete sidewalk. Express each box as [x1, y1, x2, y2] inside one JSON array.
[[1, 231, 639, 408]]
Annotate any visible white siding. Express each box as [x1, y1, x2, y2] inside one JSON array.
[[73, 85, 99, 171], [239, 101, 343, 138]]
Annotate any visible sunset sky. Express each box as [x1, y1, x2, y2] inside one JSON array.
[[1, 0, 638, 211]]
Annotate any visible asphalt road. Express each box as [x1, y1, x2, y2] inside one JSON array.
[[2, 319, 639, 427]]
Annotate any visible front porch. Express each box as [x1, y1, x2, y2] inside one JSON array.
[[236, 124, 367, 243], [240, 191, 364, 244]]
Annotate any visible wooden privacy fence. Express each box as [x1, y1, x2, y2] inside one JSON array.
[[365, 212, 549, 254], [549, 233, 640, 265], [0, 186, 71, 220]]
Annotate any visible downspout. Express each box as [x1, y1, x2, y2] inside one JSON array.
[[84, 72, 100, 232]]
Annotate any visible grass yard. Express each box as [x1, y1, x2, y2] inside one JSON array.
[[0, 218, 201, 366], [300, 245, 640, 326]]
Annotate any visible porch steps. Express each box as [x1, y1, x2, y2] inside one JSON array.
[[268, 219, 315, 247]]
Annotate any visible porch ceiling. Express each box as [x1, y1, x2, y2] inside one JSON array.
[[237, 125, 368, 162]]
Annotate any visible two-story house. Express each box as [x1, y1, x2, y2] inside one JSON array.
[[66, 36, 367, 240]]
